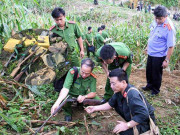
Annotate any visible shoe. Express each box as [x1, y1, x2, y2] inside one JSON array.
[[141, 86, 151, 91], [100, 99, 108, 104], [151, 91, 159, 96], [65, 115, 72, 122]]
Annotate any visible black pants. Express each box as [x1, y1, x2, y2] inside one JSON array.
[[146, 55, 166, 94]]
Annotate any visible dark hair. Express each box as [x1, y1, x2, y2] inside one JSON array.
[[100, 45, 116, 60], [109, 68, 128, 83], [51, 7, 65, 18], [101, 25, 105, 30], [88, 26, 92, 31], [153, 6, 167, 17], [81, 58, 95, 70], [98, 27, 103, 32]]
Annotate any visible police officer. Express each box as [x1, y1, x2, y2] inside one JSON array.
[[50, 7, 84, 67], [142, 6, 176, 95], [101, 25, 109, 39], [85, 68, 156, 135], [51, 58, 99, 121], [95, 42, 132, 103], [85, 26, 95, 57]]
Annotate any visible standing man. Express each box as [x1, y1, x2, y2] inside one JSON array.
[[101, 25, 109, 39], [50, 7, 84, 67], [95, 42, 132, 103], [142, 6, 176, 95], [51, 58, 99, 121], [85, 26, 95, 57]]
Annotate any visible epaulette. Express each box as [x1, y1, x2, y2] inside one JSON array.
[[90, 73, 97, 79], [49, 25, 56, 31], [118, 55, 128, 59], [163, 23, 172, 31], [68, 21, 76, 24]]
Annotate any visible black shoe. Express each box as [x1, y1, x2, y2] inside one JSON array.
[[151, 91, 159, 96], [65, 115, 72, 122], [141, 86, 151, 91], [100, 99, 108, 104]]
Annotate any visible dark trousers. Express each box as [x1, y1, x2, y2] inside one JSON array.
[[146, 55, 166, 94]]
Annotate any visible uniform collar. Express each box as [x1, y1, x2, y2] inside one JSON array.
[[122, 84, 131, 98], [155, 18, 168, 27], [55, 21, 69, 30]]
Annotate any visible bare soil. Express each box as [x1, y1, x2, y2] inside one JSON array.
[[52, 69, 180, 135]]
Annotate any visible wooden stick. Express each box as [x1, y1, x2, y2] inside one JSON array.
[[84, 115, 90, 135], [23, 120, 76, 126]]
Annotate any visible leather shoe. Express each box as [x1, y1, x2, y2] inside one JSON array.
[[141, 86, 150, 91], [65, 115, 72, 122], [151, 91, 159, 96], [100, 99, 108, 104]]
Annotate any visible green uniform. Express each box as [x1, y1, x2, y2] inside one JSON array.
[[63, 67, 99, 116], [95, 33, 105, 50], [50, 21, 82, 67], [96, 42, 132, 100], [85, 32, 94, 57], [102, 31, 109, 39]]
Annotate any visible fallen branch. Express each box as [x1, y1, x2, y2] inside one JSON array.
[[84, 115, 90, 135], [23, 120, 76, 127]]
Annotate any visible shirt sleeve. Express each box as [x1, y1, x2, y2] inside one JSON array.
[[167, 29, 176, 48], [108, 94, 117, 108], [95, 51, 102, 62], [99, 35, 105, 43], [90, 78, 96, 92], [63, 69, 74, 89], [127, 90, 149, 124], [74, 23, 82, 38], [126, 53, 133, 64]]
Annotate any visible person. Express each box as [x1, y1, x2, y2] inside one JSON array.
[[132, 1, 134, 9], [148, 3, 151, 13], [95, 27, 106, 50], [95, 42, 132, 103], [85, 68, 155, 135], [142, 6, 176, 95], [50, 7, 84, 67], [101, 25, 109, 39], [85, 26, 95, 57], [51, 58, 99, 121]]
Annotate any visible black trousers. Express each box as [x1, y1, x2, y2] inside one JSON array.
[[146, 55, 166, 94]]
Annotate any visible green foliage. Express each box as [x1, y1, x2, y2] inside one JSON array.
[[149, 0, 179, 8], [56, 126, 79, 135]]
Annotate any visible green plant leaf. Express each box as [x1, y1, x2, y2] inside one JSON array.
[[0, 111, 20, 132]]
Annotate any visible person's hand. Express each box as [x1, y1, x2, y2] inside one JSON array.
[[85, 106, 96, 114], [113, 121, 129, 134], [162, 60, 169, 69], [51, 103, 59, 116], [80, 51, 84, 59], [106, 71, 110, 78], [77, 95, 86, 103]]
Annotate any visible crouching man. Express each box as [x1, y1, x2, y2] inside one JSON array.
[[85, 68, 156, 134], [51, 58, 99, 121]]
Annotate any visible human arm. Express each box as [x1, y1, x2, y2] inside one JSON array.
[[77, 37, 84, 58], [77, 92, 96, 103], [122, 62, 130, 71], [101, 62, 109, 77], [85, 102, 112, 113], [162, 46, 174, 69], [51, 88, 69, 115]]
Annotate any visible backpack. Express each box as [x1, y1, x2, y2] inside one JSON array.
[[53, 67, 78, 92]]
